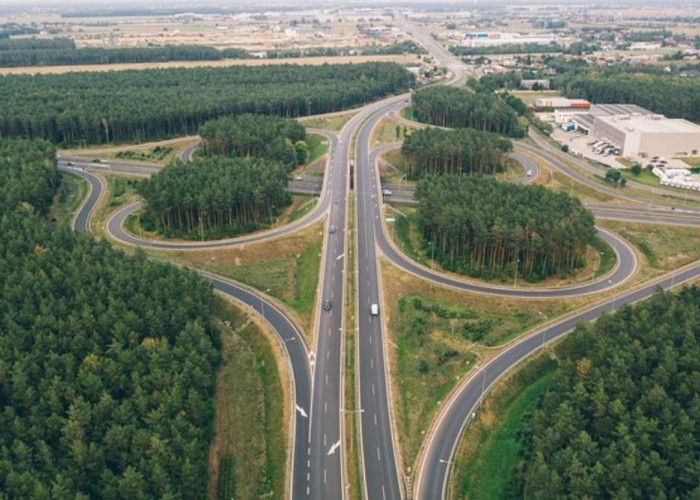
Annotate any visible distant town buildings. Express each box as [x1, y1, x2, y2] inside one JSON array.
[[460, 31, 558, 47], [520, 78, 550, 90]]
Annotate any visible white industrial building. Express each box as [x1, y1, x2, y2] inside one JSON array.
[[460, 32, 558, 47], [571, 104, 700, 158]]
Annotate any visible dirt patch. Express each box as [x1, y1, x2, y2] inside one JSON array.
[[0, 54, 419, 76]]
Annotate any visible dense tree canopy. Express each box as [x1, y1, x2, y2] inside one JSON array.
[[0, 138, 58, 217], [138, 156, 291, 239], [0, 44, 224, 68], [199, 114, 305, 169], [0, 39, 423, 67], [556, 72, 700, 122], [401, 127, 512, 178], [514, 288, 700, 498], [0, 211, 219, 499], [0, 62, 414, 145], [0, 138, 222, 497], [412, 86, 525, 137], [0, 38, 75, 51], [450, 43, 563, 56], [415, 176, 596, 281], [263, 40, 425, 59]]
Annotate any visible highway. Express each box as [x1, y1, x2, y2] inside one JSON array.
[[76, 96, 407, 500], [415, 260, 700, 499], [368, 145, 640, 299], [394, 17, 700, 500], [79, 133, 334, 251], [57, 18, 700, 498], [61, 165, 314, 500], [527, 129, 700, 204], [356, 102, 408, 500]]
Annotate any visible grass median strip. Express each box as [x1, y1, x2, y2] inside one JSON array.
[[344, 194, 363, 500], [209, 296, 288, 500], [450, 355, 557, 500]]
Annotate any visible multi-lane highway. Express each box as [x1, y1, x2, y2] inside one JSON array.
[[393, 17, 700, 500], [356, 101, 408, 500], [59, 17, 700, 499]]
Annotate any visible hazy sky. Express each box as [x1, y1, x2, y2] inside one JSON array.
[[1, 0, 696, 10]]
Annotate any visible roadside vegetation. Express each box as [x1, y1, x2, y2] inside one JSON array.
[[91, 174, 141, 239], [451, 355, 557, 500], [305, 134, 329, 166], [401, 127, 513, 177], [511, 288, 700, 498], [371, 116, 415, 148], [50, 170, 88, 225], [298, 110, 357, 132], [344, 194, 363, 500], [137, 157, 291, 240], [60, 136, 199, 164], [115, 145, 172, 162], [0, 140, 220, 496], [412, 86, 525, 137], [209, 297, 287, 500], [199, 114, 306, 169], [387, 204, 612, 287], [2, 137, 291, 498], [153, 223, 324, 340], [599, 220, 700, 273], [380, 261, 575, 469]]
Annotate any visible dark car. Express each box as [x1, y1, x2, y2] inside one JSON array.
[[323, 299, 332, 311]]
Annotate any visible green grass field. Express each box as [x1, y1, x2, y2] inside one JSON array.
[[593, 235, 616, 279], [599, 220, 700, 272], [623, 168, 661, 187], [210, 297, 286, 500], [453, 357, 557, 499], [288, 196, 317, 223], [204, 226, 323, 334], [306, 134, 329, 165], [299, 110, 357, 131]]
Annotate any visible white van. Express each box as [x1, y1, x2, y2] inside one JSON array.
[[370, 303, 379, 316]]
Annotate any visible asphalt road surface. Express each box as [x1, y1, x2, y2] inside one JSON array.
[[104, 135, 338, 251], [415, 261, 700, 499], [61, 166, 313, 500], [367, 146, 639, 299], [398, 19, 700, 500], [356, 101, 407, 500]]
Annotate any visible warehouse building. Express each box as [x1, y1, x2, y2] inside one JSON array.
[[571, 104, 700, 157]]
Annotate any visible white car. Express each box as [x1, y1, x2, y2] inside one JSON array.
[[370, 303, 379, 316], [526, 169, 532, 176], [382, 189, 392, 196]]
